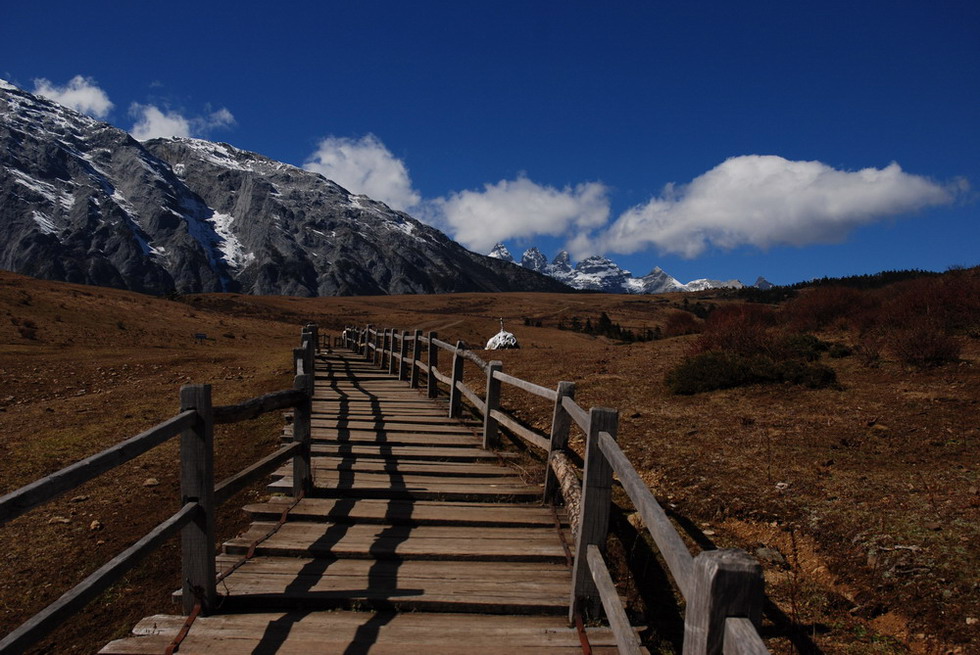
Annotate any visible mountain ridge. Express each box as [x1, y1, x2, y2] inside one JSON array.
[[488, 242, 766, 293], [0, 80, 569, 296]]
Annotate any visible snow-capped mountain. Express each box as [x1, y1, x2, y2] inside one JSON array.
[[486, 242, 765, 293], [0, 80, 567, 296]]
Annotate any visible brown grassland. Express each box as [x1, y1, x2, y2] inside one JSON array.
[[0, 268, 977, 654]]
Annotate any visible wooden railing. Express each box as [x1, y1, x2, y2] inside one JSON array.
[[0, 324, 320, 655], [344, 325, 770, 655]]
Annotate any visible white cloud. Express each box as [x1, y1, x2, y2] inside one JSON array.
[[430, 176, 611, 254], [593, 155, 955, 258], [32, 75, 113, 119], [304, 134, 421, 211], [129, 103, 236, 141]]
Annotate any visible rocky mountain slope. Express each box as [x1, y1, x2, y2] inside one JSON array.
[[0, 80, 568, 296], [488, 242, 763, 293]]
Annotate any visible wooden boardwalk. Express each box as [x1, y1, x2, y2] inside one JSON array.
[[101, 349, 630, 654]]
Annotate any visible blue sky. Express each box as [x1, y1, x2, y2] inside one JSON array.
[[3, 1, 978, 285]]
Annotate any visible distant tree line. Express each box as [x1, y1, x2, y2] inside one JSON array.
[[553, 312, 660, 342]]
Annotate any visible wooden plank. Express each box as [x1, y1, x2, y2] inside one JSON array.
[[308, 442, 509, 462], [0, 410, 195, 526], [457, 380, 486, 415], [299, 457, 521, 477], [210, 556, 571, 614], [0, 503, 196, 654], [268, 474, 539, 502], [223, 522, 568, 562], [312, 416, 473, 428], [587, 544, 644, 655], [101, 612, 630, 654], [242, 498, 566, 527], [307, 430, 479, 446], [493, 370, 559, 402]]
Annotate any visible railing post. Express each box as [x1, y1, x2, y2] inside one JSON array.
[[426, 331, 438, 398], [301, 329, 314, 375], [292, 373, 313, 497], [682, 550, 764, 655], [449, 340, 465, 418], [382, 328, 390, 370], [543, 381, 575, 503], [294, 347, 306, 376], [389, 330, 400, 375], [399, 331, 410, 381], [179, 384, 216, 615], [375, 328, 382, 367], [364, 325, 373, 361], [569, 407, 618, 622], [410, 329, 422, 388], [305, 323, 319, 354], [483, 361, 503, 449]]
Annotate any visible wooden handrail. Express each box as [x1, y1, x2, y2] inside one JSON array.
[[456, 380, 486, 415], [587, 544, 644, 655], [0, 502, 197, 654], [493, 370, 558, 401], [562, 395, 590, 432], [0, 410, 196, 526], [1, 326, 319, 654], [598, 430, 694, 599], [213, 389, 307, 424]]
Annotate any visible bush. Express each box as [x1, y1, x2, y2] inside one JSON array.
[[662, 311, 702, 337], [694, 304, 778, 357], [776, 332, 830, 362], [828, 342, 853, 359], [783, 286, 877, 331], [665, 350, 837, 395], [885, 320, 961, 367]]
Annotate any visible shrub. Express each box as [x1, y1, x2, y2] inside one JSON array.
[[662, 311, 702, 337], [783, 286, 876, 331], [665, 350, 837, 395], [828, 342, 853, 358], [694, 304, 778, 357], [885, 320, 961, 367], [776, 332, 830, 362]]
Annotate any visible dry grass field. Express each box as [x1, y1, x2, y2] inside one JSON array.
[[1, 269, 977, 654]]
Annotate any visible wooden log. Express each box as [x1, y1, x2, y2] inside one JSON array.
[[179, 384, 216, 614], [483, 361, 503, 449], [544, 381, 575, 503], [431, 337, 456, 353], [292, 373, 313, 497], [587, 544, 644, 655], [427, 331, 439, 398], [214, 442, 301, 505], [549, 450, 582, 540], [411, 329, 422, 388], [493, 370, 558, 402], [723, 618, 770, 655], [490, 409, 549, 451], [0, 502, 196, 654], [212, 389, 306, 424], [449, 340, 465, 418], [682, 549, 764, 655], [0, 410, 194, 526], [570, 407, 618, 622], [462, 349, 489, 372], [598, 430, 694, 599], [562, 395, 590, 432]]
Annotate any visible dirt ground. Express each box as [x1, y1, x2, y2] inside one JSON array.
[[1, 271, 976, 654]]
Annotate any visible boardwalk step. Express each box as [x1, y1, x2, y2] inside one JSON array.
[[273, 457, 521, 478], [222, 522, 568, 563], [100, 611, 630, 654], [269, 472, 541, 502], [307, 443, 515, 462], [208, 556, 571, 614], [243, 497, 566, 527]]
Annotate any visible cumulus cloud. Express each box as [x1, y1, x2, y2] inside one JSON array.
[[32, 75, 113, 119], [593, 155, 955, 258], [304, 135, 421, 211], [129, 103, 236, 141], [430, 176, 611, 253]]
